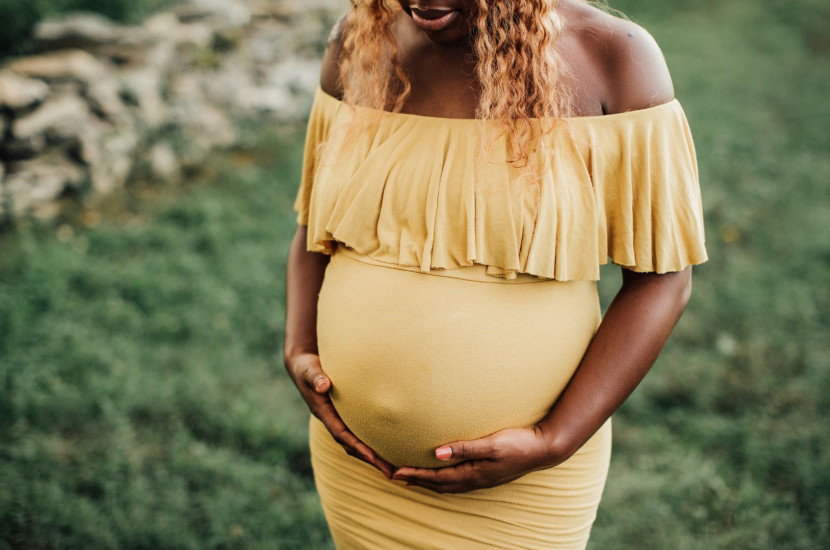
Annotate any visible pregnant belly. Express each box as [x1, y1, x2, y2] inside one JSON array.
[[317, 248, 601, 468]]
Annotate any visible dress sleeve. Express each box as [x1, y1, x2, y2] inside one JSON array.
[[592, 100, 708, 273], [293, 87, 337, 226]]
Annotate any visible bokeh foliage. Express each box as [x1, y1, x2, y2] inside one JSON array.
[[0, 0, 828, 548]]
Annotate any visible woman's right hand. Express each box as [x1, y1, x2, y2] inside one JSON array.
[[285, 352, 394, 479]]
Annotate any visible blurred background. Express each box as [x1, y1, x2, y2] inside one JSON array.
[[0, 0, 827, 548]]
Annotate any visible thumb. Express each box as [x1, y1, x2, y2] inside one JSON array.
[[303, 363, 330, 394], [435, 436, 497, 461]]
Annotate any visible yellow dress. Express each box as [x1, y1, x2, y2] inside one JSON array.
[[292, 87, 707, 549]]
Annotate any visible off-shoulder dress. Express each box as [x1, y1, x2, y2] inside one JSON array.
[[292, 86, 707, 550]]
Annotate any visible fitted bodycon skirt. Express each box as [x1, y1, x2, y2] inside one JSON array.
[[310, 246, 612, 549]]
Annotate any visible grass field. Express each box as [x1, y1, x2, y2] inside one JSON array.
[[1, 0, 828, 548]]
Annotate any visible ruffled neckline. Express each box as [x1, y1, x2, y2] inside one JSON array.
[[294, 86, 708, 281], [315, 85, 682, 126]]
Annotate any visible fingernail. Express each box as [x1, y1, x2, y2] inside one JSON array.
[[435, 446, 452, 460], [315, 378, 326, 391]]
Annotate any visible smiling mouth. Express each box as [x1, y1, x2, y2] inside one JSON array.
[[409, 7, 459, 31]]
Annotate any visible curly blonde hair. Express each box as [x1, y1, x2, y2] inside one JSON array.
[[337, 0, 572, 170]]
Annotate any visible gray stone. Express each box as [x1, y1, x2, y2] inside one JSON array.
[[34, 13, 145, 64], [175, 0, 252, 28], [148, 142, 180, 183], [3, 154, 85, 214], [0, 71, 50, 112], [88, 128, 137, 193], [36, 12, 122, 46], [267, 57, 320, 97], [12, 94, 92, 143], [234, 82, 293, 114], [120, 68, 166, 130], [86, 77, 127, 122], [1, 135, 47, 160], [7, 49, 109, 86], [142, 13, 178, 70], [143, 11, 179, 37], [0, 0, 346, 225], [68, 116, 110, 167], [250, 0, 343, 19], [71, 129, 100, 166], [200, 64, 249, 105], [174, 22, 215, 48], [171, 99, 237, 150]]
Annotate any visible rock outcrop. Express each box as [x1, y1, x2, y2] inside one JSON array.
[[0, 0, 343, 220]]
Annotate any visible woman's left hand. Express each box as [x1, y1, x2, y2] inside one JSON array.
[[391, 427, 557, 494]]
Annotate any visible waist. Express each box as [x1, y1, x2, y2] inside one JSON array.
[[335, 245, 555, 284]]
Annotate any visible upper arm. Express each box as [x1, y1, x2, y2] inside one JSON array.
[[593, 16, 676, 113], [320, 12, 350, 100]]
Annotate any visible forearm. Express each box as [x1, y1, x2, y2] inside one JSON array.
[[535, 267, 693, 465], [284, 225, 330, 363]]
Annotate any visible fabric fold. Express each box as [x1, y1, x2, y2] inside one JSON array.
[[293, 86, 707, 281]]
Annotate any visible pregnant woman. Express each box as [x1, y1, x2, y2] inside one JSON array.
[[284, 0, 707, 548]]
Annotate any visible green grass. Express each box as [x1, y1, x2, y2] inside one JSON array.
[[1, 0, 829, 548], [590, 1, 830, 548], [0, 134, 331, 549]]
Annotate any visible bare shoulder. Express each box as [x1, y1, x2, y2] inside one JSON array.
[[562, 1, 675, 113], [319, 12, 350, 100]]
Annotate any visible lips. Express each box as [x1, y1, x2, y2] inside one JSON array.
[[410, 7, 460, 32]]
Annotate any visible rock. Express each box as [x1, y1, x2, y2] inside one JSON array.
[[148, 142, 180, 183], [175, 0, 252, 28], [87, 128, 137, 193], [174, 22, 215, 48], [168, 72, 237, 150], [3, 154, 85, 214], [0, 71, 50, 112], [0, 0, 346, 225], [142, 13, 178, 70], [251, 0, 343, 20], [86, 77, 127, 122], [174, 101, 237, 150], [71, 128, 100, 166], [143, 12, 179, 37], [0, 135, 47, 160], [7, 49, 109, 86], [12, 94, 92, 144], [33, 13, 145, 64], [35, 12, 123, 47], [233, 82, 293, 114], [267, 57, 320, 97], [120, 68, 167, 130]]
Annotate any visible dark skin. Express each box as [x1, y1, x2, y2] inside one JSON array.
[[284, 0, 694, 493]]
